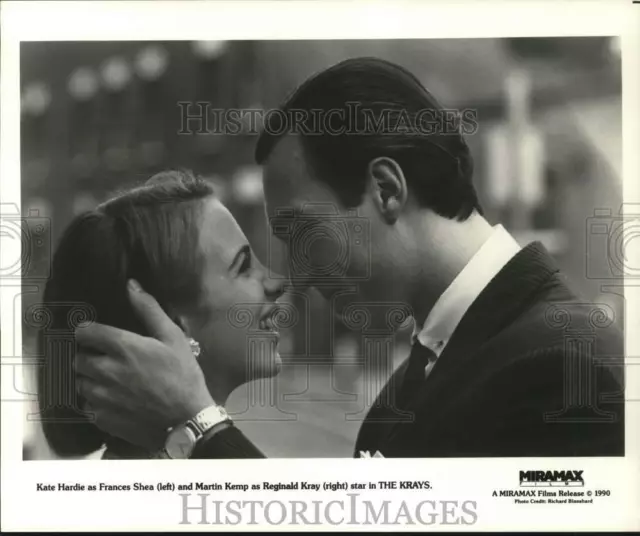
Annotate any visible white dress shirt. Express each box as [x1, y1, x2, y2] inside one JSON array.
[[412, 225, 522, 376]]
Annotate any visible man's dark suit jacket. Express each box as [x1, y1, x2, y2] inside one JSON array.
[[193, 242, 625, 459]]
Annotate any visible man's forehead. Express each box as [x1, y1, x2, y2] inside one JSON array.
[[262, 135, 339, 215], [263, 135, 308, 216], [263, 134, 308, 187]]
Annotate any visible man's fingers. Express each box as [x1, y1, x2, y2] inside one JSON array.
[[75, 322, 129, 355], [75, 352, 119, 385], [74, 347, 104, 374], [77, 374, 112, 405], [127, 279, 181, 343]]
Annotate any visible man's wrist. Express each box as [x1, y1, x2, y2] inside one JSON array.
[[163, 402, 232, 459], [176, 392, 218, 425], [191, 420, 235, 458], [191, 404, 232, 435]]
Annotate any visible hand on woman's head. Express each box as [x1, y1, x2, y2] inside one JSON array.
[[37, 170, 285, 457], [74, 280, 214, 451]]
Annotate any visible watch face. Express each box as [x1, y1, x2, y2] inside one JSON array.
[[165, 426, 197, 459]]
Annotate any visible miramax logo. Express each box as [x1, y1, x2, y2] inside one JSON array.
[[519, 470, 584, 487]]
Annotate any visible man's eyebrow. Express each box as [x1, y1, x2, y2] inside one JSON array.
[[268, 207, 299, 227], [275, 208, 297, 219], [229, 243, 251, 271]]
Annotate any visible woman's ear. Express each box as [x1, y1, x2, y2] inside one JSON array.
[[367, 157, 408, 224], [172, 315, 190, 336], [172, 314, 202, 360]]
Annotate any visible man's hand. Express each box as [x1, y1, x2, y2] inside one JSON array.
[[74, 280, 214, 451]]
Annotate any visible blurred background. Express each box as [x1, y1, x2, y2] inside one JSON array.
[[19, 37, 623, 459]]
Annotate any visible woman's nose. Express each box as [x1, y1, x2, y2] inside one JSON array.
[[263, 273, 286, 300]]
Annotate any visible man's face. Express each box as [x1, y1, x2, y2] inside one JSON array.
[[261, 135, 373, 299]]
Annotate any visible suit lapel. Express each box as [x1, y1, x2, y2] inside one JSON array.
[[376, 242, 561, 453], [437, 242, 559, 372], [354, 357, 413, 454]]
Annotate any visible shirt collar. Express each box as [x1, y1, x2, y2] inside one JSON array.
[[412, 224, 522, 357]]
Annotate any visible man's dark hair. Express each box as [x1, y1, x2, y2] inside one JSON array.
[[34, 170, 215, 457], [255, 57, 482, 220]]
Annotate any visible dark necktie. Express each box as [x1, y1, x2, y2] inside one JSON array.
[[398, 343, 437, 410]]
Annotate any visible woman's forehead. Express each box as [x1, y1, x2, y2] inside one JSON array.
[[198, 198, 248, 268]]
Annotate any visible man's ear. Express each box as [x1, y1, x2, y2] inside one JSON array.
[[367, 157, 407, 224]]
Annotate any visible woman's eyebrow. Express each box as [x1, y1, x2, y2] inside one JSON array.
[[229, 243, 251, 272]]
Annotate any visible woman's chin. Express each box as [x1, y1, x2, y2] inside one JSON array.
[[273, 350, 283, 374], [244, 339, 282, 380], [261, 347, 282, 377]]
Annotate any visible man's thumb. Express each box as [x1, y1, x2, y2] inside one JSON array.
[[127, 279, 179, 342]]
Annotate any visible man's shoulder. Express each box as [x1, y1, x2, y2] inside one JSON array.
[[457, 280, 625, 401], [475, 296, 624, 398], [485, 276, 623, 359]]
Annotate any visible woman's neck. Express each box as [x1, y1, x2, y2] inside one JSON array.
[[203, 371, 238, 407]]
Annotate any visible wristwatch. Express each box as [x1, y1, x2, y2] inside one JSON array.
[[163, 405, 231, 459]]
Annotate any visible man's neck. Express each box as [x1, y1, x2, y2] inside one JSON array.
[[407, 211, 494, 329]]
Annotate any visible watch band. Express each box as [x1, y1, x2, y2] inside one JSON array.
[[186, 404, 231, 440], [161, 404, 232, 459]]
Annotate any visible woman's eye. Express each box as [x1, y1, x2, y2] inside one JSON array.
[[238, 252, 252, 275]]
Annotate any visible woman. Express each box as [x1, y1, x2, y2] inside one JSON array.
[[36, 170, 284, 459]]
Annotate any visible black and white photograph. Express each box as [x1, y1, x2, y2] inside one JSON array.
[[19, 36, 626, 460], [2, 0, 639, 532]]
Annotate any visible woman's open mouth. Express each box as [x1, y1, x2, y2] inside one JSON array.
[[258, 304, 281, 340]]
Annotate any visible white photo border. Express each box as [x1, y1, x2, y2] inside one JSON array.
[[1, 0, 639, 531]]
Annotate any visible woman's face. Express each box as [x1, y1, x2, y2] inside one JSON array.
[[183, 197, 285, 394]]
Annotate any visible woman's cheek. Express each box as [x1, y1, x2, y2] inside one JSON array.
[[214, 316, 251, 370]]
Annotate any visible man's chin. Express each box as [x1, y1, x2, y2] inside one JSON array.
[[325, 289, 413, 329], [317, 286, 361, 314], [312, 282, 361, 302], [273, 352, 283, 374]]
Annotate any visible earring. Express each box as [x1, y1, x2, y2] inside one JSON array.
[[189, 338, 201, 358]]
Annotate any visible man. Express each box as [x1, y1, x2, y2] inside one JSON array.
[[74, 57, 624, 458]]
